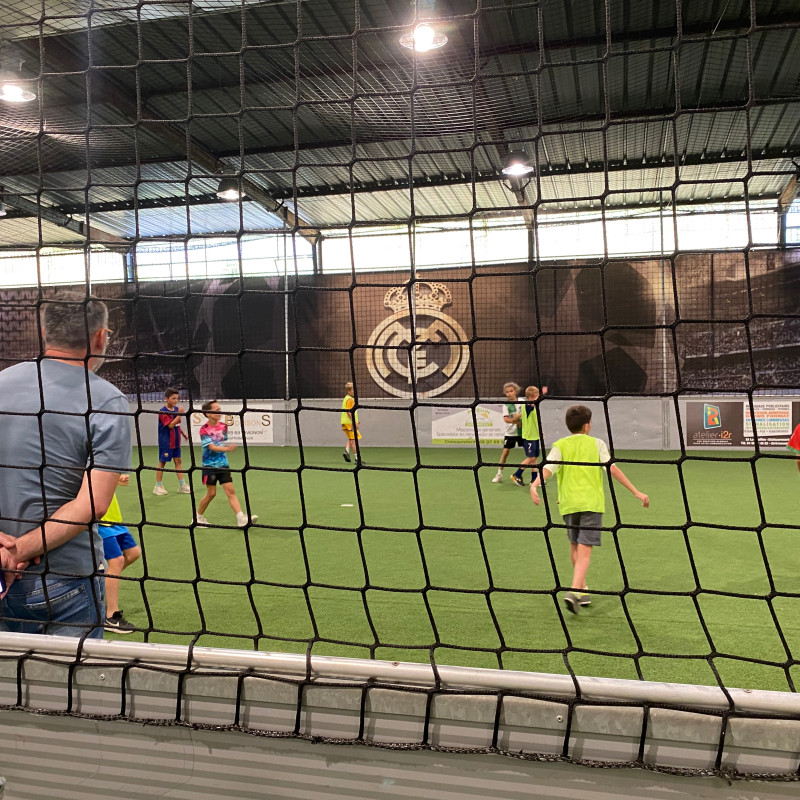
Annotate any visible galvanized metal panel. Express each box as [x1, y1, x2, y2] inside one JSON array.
[[5, 709, 799, 800], [2, 639, 800, 799]]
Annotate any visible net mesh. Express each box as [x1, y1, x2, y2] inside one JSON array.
[[1, 0, 800, 783]]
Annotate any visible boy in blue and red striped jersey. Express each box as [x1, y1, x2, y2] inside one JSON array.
[[153, 388, 189, 495]]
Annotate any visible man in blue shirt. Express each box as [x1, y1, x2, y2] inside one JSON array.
[[0, 293, 131, 638]]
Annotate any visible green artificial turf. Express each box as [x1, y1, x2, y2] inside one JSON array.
[[111, 445, 800, 692]]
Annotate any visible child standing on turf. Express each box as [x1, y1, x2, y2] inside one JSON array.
[[530, 404, 649, 615], [511, 385, 546, 487], [99, 474, 140, 634], [195, 400, 259, 528], [154, 388, 189, 495], [493, 382, 522, 483], [341, 381, 362, 463]]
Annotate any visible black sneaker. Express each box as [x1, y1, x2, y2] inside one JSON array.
[[342, 451, 351, 462], [105, 610, 135, 634]]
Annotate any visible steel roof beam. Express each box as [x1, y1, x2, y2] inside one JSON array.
[[10, 149, 794, 221], [4, 95, 796, 183], [225, 149, 800, 201], [188, 100, 800, 166], [778, 172, 799, 211], [4, 194, 129, 246]]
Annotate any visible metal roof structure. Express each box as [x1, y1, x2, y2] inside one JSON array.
[[0, 0, 798, 247]]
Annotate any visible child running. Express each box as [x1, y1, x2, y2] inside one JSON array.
[[530, 404, 649, 614], [492, 382, 522, 483], [195, 400, 258, 528], [511, 385, 546, 487]]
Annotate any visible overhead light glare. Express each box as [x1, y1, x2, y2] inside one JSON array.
[[502, 150, 534, 177], [399, 23, 448, 52], [216, 176, 246, 201], [0, 80, 36, 103]]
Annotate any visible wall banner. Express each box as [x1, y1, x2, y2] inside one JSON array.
[[431, 405, 508, 445], [189, 404, 273, 445], [686, 400, 799, 447]]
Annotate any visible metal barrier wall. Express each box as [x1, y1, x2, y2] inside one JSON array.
[[1, 634, 799, 800]]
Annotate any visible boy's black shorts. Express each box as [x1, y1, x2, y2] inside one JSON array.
[[202, 469, 233, 486], [503, 435, 522, 449]]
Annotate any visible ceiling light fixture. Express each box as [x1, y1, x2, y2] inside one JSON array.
[[399, 23, 448, 52], [0, 63, 37, 103], [502, 150, 534, 177], [216, 174, 246, 202]]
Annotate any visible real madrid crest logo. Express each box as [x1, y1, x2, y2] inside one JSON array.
[[366, 281, 470, 398]]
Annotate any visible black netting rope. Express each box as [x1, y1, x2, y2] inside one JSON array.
[[0, 0, 800, 785]]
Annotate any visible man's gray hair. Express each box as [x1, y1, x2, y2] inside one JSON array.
[[40, 292, 108, 351]]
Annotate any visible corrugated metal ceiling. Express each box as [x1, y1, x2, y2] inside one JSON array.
[[0, 0, 798, 243]]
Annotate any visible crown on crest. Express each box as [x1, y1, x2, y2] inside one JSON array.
[[384, 282, 452, 313]]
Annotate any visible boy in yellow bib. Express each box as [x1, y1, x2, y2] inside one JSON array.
[[341, 382, 361, 463], [530, 405, 649, 614], [511, 385, 546, 486], [98, 474, 141, 634]]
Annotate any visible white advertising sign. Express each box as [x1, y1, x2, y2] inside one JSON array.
[[431, 405, 507, 445], [743, 400, 792, 439], [189, 404, 273, 445]]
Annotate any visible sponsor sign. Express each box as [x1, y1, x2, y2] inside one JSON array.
[[687, 400, 799, 447], [743, 401, 793, 446], [189, 404, 273, 445], [431, 405, 507, 445]]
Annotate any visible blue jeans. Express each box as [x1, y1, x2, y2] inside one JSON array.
[[0, 574, 106, 639]]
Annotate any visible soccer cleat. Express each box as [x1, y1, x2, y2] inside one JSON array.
[[194, 514, 210, 527], [577, 589, 591, 606], [177, 484, 191, 494], [152, 485, 168, 496], [236, 512, 259, 527], [104, 610, 135, 634], [510, 474, 524, 487], [492, 472, 503, 483], [563, 592, 580, 615], [342, 451, 351, 463]]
